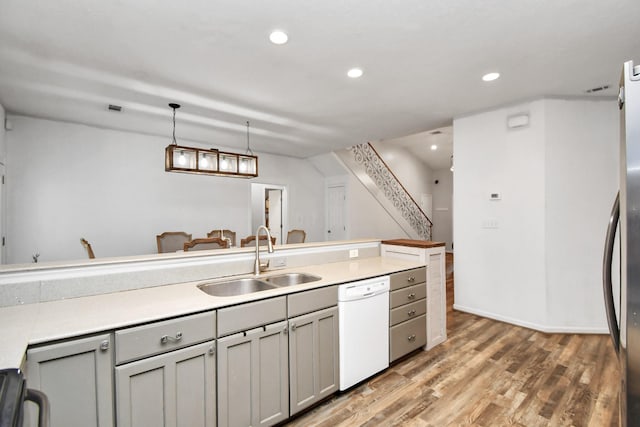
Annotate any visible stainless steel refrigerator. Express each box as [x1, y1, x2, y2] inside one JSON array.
[[604, 59, 640, 426]]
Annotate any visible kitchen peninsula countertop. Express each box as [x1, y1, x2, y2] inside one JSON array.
[[0, 256, 422, 369], [381, 239, 446, 248]]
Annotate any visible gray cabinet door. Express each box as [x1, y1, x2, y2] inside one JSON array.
[[25, 333, 114, 427], [289, 306, 339, 415], [217, 321, 289, 427], [115, 340, 216, 427]]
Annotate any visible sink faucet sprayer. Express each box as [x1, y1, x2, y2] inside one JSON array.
[[254, 225, 274, 276]]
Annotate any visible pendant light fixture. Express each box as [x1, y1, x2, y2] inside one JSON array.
[[165, 103, 258, 178]]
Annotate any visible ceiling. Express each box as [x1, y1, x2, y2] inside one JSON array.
[[0, 1, 638, 160]]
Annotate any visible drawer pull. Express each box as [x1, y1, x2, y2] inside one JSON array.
[[407, 276, 415, 282], [99, 340, 109, 352], [407, 293, 416, 300], [160, 332, 183, 344], [291, 323, 297, 332], [407, 309, 416, 317], [407, 334, 416, 342]]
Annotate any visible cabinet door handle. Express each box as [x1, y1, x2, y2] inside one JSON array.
[[291, 323, 297, 332], [160, 332, 183, 344], [407, 334, 416, 342], [407, 309, 416, 317], [99, 340, 109, 352], [407, 276, 415, 283], [208, 345, 215, 356], [283, 325, 288, 335], [407, 293, 416, 300]]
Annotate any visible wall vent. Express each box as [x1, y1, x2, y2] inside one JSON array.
[[585, 85, 610, 93]]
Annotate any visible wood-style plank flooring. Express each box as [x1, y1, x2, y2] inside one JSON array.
[[284, 253, 620, 426]]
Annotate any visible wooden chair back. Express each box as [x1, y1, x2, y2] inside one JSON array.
[[206, 229, 237, 246], [80, 238, 95, 259], [156, 231, 192, 253], [183, 237, 229, 251], [286, 229, 306, 244], [240, 235, 277, 247]]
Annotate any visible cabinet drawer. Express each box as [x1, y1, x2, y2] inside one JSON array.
[[217, 296, 286, 337], [389, 314, 426, 362], [390, 267, 426, 291], [288, 286, 337, 317], [389, 299, 426, 327], [390, 283, 426, 309], [116, 311, 216, 365]]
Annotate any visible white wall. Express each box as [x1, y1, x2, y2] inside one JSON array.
[[453, 98, 618, 332], [5, 116, 325, 263], [432, 168, 453, 250], [346, 173, 408, 240], [544, 99, 619, 329]]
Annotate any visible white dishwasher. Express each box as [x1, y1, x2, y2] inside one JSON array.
[[338, 275, 390, 390]]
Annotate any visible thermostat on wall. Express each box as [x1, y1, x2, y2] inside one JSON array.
[[489, 192, 501, 200]]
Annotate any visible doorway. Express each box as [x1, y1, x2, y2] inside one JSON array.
[[250, 183, 288, 244], [326, 183, 347, 241]]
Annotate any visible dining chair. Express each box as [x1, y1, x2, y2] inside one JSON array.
[[183, 237, 229, 251], [286, 229, 306, 244], [80, 238, 95, 259], [240, 235, 277, 247], [156, 231, 192, 253], [206, 229, 236, 247]]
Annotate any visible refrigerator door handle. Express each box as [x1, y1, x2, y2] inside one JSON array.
[[603, 191, 620, 355]]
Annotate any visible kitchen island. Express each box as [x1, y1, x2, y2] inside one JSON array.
[[0, 239, 446, 427]]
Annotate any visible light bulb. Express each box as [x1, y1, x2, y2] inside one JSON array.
[[201, 154, 208, 167], [178, 151, 186, 165], [239, 159, 247, 172], [220, 158, 228, 170]]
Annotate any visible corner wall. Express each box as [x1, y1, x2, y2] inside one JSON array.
[[453, 98, 618, 332]]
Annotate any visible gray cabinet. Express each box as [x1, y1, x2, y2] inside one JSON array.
[[217, 296, 288, 427], [217, 321, 289, 427], [288, 306, 339, 415], [114, 310, 217, 427], [115, 340, 216, 427], [388, 267, 427, 362], [25, 333, 114, 427]]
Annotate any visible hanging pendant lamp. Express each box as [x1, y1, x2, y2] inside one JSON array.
[[164, 103, 258, 178]]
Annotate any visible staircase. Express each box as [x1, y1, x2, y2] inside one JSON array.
[[335, 142, 433, 240]]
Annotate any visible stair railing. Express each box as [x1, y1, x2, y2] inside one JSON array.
[[351, 142, 433, 240]]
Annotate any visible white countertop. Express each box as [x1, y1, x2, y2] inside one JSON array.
[[0, 256, 422, 369]]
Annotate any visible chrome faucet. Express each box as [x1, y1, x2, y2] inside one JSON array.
[[254, 225, 274, 275]]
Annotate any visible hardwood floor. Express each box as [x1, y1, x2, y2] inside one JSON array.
[[284, 253, 620, 427]]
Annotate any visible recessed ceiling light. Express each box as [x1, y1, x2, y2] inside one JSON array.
[[347, 68, 363, 78], [482, 72, 500, 82], [269, 30, 288, 45], [430, 144, 438, 151]]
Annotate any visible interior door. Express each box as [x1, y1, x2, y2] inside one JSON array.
[[267, 189, 283, 244], [327, 185, 346, 241]]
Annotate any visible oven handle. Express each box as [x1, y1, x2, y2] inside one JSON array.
[[25, 388, 50, 427]]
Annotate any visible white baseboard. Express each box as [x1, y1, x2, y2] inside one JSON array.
[[453, 304, 609, 334]]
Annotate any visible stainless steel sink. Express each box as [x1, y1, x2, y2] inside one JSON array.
[[263, 273, 322, 287], [197, 278, 278, 297]]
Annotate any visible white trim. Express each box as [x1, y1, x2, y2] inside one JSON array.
[[453, 304, 609, 335]]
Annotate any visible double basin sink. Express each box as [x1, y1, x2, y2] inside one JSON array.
[[198, 273, 322, 297]]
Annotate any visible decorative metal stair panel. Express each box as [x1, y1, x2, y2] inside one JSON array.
[[335, 143, 433, 240]]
